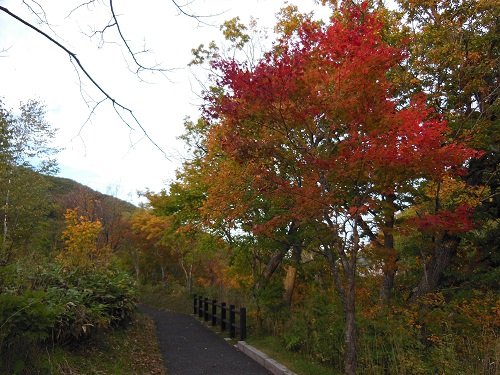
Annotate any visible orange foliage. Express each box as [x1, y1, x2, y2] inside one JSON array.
[[57, 209, 111, 270]]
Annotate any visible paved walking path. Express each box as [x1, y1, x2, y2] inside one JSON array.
[[139, 305, 272, 375]]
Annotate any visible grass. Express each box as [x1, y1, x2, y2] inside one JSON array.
[[4, 313, 166, 375], [246, 335, 340, 375], [138, 283, 192, 314]]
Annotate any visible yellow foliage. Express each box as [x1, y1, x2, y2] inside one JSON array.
[[57, 209, 111, 270], [424, 176, 487, 208]]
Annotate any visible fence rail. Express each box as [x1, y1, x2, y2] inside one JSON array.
[[193, 295, 247, 340]]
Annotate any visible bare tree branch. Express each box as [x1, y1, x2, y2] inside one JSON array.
[[170, 0, 224, 25], [65, 0, 99, 19], [22, 0, 60, 37], [0, 47, 11, 57], [22, 0, 48, 25], [109, 0, 171, 76], [86, 16, 117, 44], [0, 4, 167, 158]]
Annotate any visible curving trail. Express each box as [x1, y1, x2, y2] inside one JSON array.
[[139, 305, 272, 375]]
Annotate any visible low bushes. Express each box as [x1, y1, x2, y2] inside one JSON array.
[[0, 264, 136, 353]]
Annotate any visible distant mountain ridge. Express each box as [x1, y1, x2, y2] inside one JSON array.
[[45, 174, 137, 213]]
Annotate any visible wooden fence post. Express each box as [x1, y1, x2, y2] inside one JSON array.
[[198, 296, 203, 318], [229, 304, 235, 338], [240, 307, 246, 340], [211, 299, 217, 326], [221, 302, 226, 331], [194, 297, 247, 339], [204, 297, 209, 321]]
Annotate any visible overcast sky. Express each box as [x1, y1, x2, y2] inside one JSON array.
[[0, 0, 329, 204]]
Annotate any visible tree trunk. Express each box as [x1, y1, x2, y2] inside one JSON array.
[[188, 264, 193, 294], [410, 233, 460, 301], [255, 244, 291, 291], [325, 223, 359, 375], [283, 244, 302, 307], [380, 248, 397, 303], [325, 249, 358, 375], [380, 194, 397, 303], [160, 264, 165, 281], [344, 276, 357, 375], [134, 262, 140, 281], [2, 177, 11, 256], [180, 258, 189, 288], [283, 265, 297, 307], [262, 248, 288, 280]]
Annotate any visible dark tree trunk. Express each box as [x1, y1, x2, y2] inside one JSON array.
[[344, 270, 357, 375], [160, 264, 165, 281], [256, 222, 298, 290], [134, 263, 140, 280], [410, 233, 460, 301], [380, 194, 397, 303], [380, 225, 397, 302], [262, 247, 289, 282], [325, 223, 359, 375], [380, 266, 396, 303]]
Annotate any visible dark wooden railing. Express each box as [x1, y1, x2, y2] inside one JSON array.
[[193, 295, 247, 340]]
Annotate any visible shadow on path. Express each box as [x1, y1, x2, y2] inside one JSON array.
[[139, 305, 272, 375]]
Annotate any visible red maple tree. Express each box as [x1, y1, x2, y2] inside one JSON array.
[[202, 3, 479, 373]]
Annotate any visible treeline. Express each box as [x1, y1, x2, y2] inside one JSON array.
[[135, 1, 498, 374]]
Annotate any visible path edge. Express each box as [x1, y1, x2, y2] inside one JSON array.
[[236, 341, 297, 375]]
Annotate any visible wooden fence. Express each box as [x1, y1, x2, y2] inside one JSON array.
[[193, 295, 247, 340]]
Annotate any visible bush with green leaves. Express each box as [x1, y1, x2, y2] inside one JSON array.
[[0, 264, 136, 353], [0, 291, 59, 350]]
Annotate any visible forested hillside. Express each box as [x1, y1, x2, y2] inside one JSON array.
[[1, 170, 136, 258]]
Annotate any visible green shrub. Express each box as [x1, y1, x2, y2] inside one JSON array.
[[0, 265, 136, 352], [0, 291, 58, 350], [45, 267, 137, 343]]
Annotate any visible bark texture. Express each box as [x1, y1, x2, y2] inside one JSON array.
[[410, 233, 460, 301]]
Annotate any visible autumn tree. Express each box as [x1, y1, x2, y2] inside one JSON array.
[[201, 3, 478, 373], [180, 115, 309, 312], [57, 208, 111, 270], [128, 209, 173, 282], [144, 176, 232, 293], [392, 0, 499, 299], [59, 186, 134, 253]]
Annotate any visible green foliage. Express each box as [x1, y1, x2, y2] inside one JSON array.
[[278, 289, 344, 367], [253, 278, 288, 332], [2, 314, 165, 375], [220, 17, 250, 49], [0, 263, 136, 365], [189, 42, 219, 66], [0, 291, 58, 349]]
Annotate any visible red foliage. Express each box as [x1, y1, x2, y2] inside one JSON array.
[[203, 2, 479, 234], [411, 205, 476, 234]]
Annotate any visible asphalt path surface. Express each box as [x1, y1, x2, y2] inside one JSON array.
[[139, 305, 272, 375]]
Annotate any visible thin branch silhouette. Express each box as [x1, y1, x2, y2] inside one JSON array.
[[170, 0, 224, 25], [0, 4, 167, 158], [65, 0, 98, 19], [109, 0, 170, 76]]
